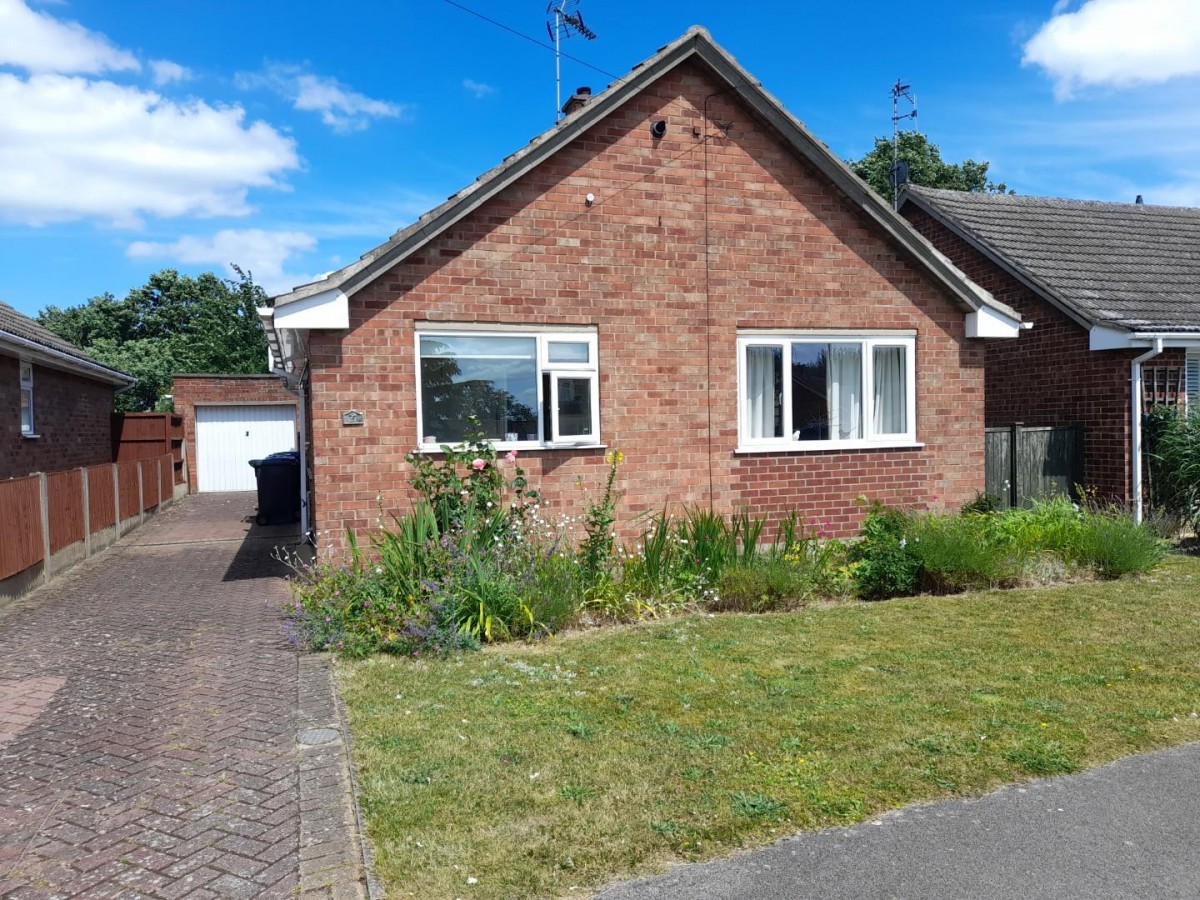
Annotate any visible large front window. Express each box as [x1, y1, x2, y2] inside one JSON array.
[[417, 329, 599, 447], [738, 333, 916, 449]]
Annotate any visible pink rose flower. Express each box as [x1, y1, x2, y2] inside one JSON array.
[[505, 450, 518, 463], [471, 458, 486, 471]]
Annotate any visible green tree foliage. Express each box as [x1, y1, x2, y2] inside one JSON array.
[[849, 130, 1010, 204], [38, 268, 269, 411]]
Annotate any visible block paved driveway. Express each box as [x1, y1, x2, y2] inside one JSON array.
[[0, 494, 364, 899]]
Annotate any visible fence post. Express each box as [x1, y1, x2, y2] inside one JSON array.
[[112, 463, 120, 533], [137, 463, 145, 525], [1009, 423, 1021, 508], [81, 467, 91, 559], [38, 472, 51, 585]]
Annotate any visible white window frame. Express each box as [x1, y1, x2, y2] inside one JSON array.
[[415, 327, 600, 450], [19, 360, 35, 436], [736, 331, 918, 452]]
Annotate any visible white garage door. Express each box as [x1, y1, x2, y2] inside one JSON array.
[[195, 404, 297, 492]]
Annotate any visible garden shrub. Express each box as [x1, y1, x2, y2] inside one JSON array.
[[907, 513, 1018, 593], [848, 502, 920, 600], [1073, 508, 1166, 578], [1147, 405, 1200, 530]]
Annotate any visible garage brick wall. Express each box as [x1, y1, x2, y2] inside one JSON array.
[[172, 375, 297, 493]]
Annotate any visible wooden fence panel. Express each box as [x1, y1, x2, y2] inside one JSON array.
[[0, 476, 44, 579], [118, 461, 140, 521], [986, 425, 1085, 508], [160, 453, 173, 501], [984, 428, 1014, 509], [87, 464, 116, 533], [47, 469, 84, 554], [140, 459, 158, 511]]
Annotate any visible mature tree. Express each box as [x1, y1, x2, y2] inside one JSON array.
[[849, 131, 1010, 204], [39, 268, 270, 411]]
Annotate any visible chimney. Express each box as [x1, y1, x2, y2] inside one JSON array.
[[1135, 194, 1144, 204], [562, 86, 592, 116]]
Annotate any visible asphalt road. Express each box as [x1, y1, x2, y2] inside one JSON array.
[[596, 741, 1200, 900]]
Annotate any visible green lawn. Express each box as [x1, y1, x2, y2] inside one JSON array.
[[338, 554, 1200, 899]]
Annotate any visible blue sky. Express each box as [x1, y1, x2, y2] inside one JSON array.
[[2, 0, 1199, 317]]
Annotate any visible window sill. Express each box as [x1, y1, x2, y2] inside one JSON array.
[[21, 432, 40, 440], [412, 442, 607, 455], [735, 441, 924, 455]]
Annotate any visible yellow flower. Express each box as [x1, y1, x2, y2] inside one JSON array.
[[605, 450, 625, 466]]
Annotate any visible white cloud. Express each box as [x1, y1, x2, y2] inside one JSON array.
[[1024, 0, 1200, 97], [462, 78, 496, 99], [126, 229, 318, 295], [149, 59, 190, 86], [238, 63, 406, 133], [0, 73, 300, 227], [0, 0, 139, 74]]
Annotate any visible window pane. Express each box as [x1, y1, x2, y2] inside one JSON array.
[[556, 377, 593, 437], [873, 346, 907, 434], [791, 344, 862, 441], [20, 388, 33, 433], [420, 335, 538, 442], [548, 341, 590, 364], [745, 346, 782, 439]]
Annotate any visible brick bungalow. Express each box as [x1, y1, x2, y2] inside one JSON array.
[[901, 186, 1200, 519], [1, 300, 136, 480], [260, 27, 1022, 544]]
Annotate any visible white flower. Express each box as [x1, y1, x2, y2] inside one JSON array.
[[375, 566, 383, 574], [898, 538, 907, 549], [467, 877, 478, 884]]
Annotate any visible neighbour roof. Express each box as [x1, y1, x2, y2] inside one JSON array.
[[270, 26, 1018, 325], [0, 299, 134, 384], [902, 185, 1200, 333]]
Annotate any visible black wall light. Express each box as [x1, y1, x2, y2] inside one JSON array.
[[649, 120, 667, 139]]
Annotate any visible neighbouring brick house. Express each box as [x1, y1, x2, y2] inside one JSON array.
[[901, 186, 1200, 517], [261, 27, 1023, 544], [172, 375, 298, 494], [1, 301, 135, 480]]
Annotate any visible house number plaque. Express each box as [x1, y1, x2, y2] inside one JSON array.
[[342, 410, 365, 426]]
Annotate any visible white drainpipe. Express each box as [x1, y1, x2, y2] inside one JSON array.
[[1130, 338, 1164, 524], [297, 375, 311, 543]]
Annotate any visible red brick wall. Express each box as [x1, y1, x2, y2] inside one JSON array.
[[903, 206, 1185, 501], [172, 375, 297, 493], [1, 353, 114, 479], [306, 62, 988, 544]]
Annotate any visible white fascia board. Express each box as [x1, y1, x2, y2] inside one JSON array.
[[1091, 326, 1200, 350], [965, 307, 1021, 339], [1090, 325, 1134, 350], [273, 288, 349, 330]]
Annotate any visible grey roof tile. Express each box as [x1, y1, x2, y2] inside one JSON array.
[[0, 300, 133, 380], [906, 186, 1200, 332]]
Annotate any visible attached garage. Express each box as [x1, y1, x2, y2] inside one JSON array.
[[173, 375, 301, 495], [193, 408, 296, 494], [194, 404, 296, 492]]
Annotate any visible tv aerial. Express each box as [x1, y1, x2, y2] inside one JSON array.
[[890, 79, 917, 209], [546, 0, 597, 121]]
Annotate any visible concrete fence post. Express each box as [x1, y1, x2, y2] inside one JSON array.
[[137, 462, 145, 525], [112, 463, 120, 533], [38, 472, 50, 586], [81, 466, 91, 558]]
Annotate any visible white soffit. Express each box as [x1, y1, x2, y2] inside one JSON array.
[[965, 307, 1021, 339], [273, 289, 349, 330]]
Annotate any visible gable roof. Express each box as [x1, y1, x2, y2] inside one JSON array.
[[902, 185, 1200, 333], [0, 300, 135, 386], [269, 26, 1018, 326]]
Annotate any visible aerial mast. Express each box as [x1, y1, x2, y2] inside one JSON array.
[[546, 0, 597, 122], [890, 79, 917, 209]]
